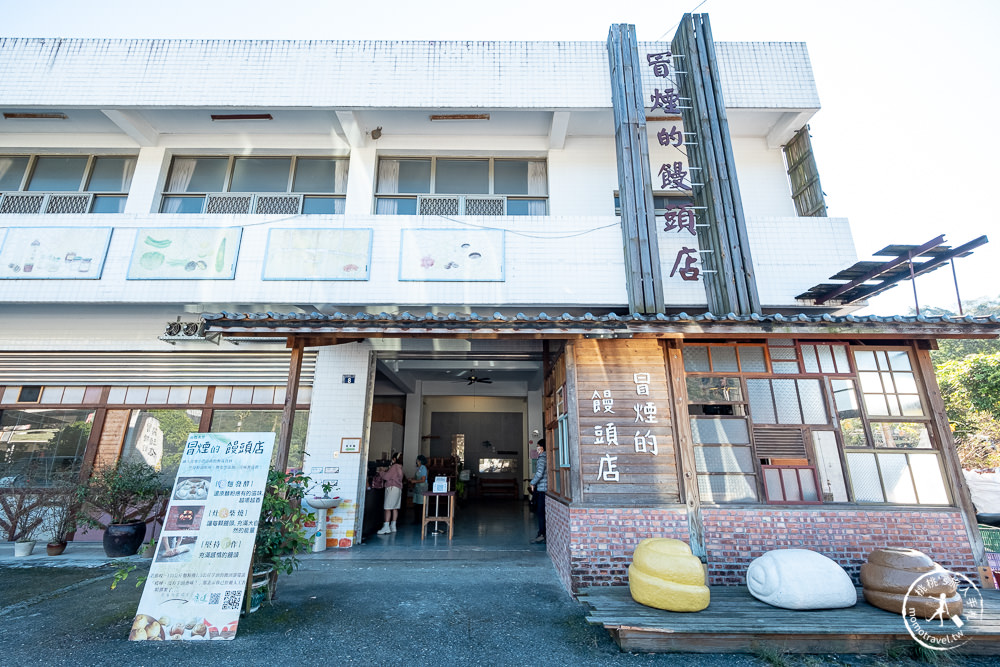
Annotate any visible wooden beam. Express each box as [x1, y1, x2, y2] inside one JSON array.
[[273, 340, 305, 472], [664, 340, 704, 558]]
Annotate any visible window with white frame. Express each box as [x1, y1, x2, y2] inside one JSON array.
[[0, 155, 135, 214], [375, 157, 547, 215], [161, 156, 348, 214]]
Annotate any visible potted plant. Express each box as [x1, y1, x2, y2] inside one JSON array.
[[247, 469, 314, 612], [77, 460, 169, 557], [0, 487, 47, 557], [41, 486, 78, 556]]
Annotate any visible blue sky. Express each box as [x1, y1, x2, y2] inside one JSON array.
[[3, 0, 998, 315]]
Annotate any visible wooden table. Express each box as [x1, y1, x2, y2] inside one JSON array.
[[421, 491, 455, 540]]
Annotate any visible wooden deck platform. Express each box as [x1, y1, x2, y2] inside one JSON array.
[[577, 586, 1000, 654]]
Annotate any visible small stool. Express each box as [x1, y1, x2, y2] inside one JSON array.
[[421, 491, 456, 540]]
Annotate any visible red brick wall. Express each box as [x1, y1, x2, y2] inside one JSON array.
[[547, 500, 689, 592], [701, 508, 977, 585], [547, 503, 978, 592]]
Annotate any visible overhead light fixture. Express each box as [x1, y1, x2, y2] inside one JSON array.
[[3, 112, 68, 120], [210, 113, 273, 121], [429, 114, 490, 121], [370, 126, 382, 140]]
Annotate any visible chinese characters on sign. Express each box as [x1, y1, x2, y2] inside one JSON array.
[[593, 372, 664, 482], [646, 50, 702, 283], [129, 432, 275, 642]]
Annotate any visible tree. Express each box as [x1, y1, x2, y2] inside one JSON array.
[[926, 296, 1000, 365]]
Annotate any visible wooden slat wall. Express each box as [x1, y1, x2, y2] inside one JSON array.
[[671, 14, 760, 315], [607, 24, 665, 314], [574, 339, 679, 503]]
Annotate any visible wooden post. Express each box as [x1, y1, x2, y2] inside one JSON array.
[[665, 340, 705, 559], [273, 338, 304, 473], [912, 345, 989, 585]]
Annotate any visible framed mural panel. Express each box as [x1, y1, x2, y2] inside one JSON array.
[[0, 227, 113, 279], [262, 228, 372, 280], [127, 228, 242, 280], [399, 228, 504, 281]]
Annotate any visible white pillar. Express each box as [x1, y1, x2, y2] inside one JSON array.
[[124, 147, 168, 214]]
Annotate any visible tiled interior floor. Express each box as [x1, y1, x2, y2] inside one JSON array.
[[309, 497, 546, 561]]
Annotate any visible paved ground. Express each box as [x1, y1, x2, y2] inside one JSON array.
[[2, 541, 1000, 666]]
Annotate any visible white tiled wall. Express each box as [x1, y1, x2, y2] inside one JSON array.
[[302, 343, 372, 547], [0, 38, 818, 111]]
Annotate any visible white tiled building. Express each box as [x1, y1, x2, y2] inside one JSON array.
[[0, 24, 992, 591]]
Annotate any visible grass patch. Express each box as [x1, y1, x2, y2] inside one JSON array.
[[751, 641, 790, 667]]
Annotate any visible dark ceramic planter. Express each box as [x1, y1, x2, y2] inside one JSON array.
[[103, 522, 147, 557], [46, 541, 67, 556]]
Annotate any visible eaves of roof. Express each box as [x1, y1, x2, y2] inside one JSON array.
[[202, 311, 1000, 340]]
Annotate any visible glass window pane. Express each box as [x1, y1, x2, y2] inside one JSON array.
[[831, 379, 860, 418], [292, 158, 337, 193], [909, 454, 949, 504], [893, 372, 917, 394], [375, 197, 417, 214], [119, 409, 202, 481], [91, 195, 127, 213], [394, 159, 431, 193], [864, 394, 890, 416], [160, 196, 205, 213], [210, 409, 309, 471], [877, 453, 917, 503], [686, 377, 742, 403], [769, 346, 797, 360], [710, 346, 738, 372], [764, 467, 783, 499], [168, 158, 227, 192], [870, 422, 932, 449], [781, 468, 803, 501], [801, 345, 819, 373], [493, 160, 529, 194], [858, 372, 884, 394], [816, 345, 836, 373], [683, 346, 710, 371], [689, 417, 749, 444], [832, 345, 850, 372], [899, 394, 924, 416], [87, 157, 135, 191], [694, 445, 754, 473], [799, 468, 819, 502], [738, 346, 766, 372], [0, 156, 29, 190], [27, 156, 87, 191], [887, 350, 912, 371], [697, 474, 757, 502], [505, 199, 546, 215], [772, 361, 800, 374], [747, 379, 776, 424], [854, 350, 878, 371], [0, 408, 95, 486], [840, 417, 868, 447], [813, 431, 849, 501], [230, 158, 291, 192], [846, 452, 885, 502], [797, 379, 827, 424], [880, 371, 896, 394], [435, 159, 488, 194], [302, 197, 344, 214], [773, 379, 802, 424]]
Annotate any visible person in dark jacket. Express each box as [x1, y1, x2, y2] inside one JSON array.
[[529, 439, 547, 544]]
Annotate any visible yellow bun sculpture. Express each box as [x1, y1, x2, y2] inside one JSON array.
[[628, 538, 710, 612]]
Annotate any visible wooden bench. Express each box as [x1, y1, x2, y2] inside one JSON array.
[[477, 477, 520, 499]]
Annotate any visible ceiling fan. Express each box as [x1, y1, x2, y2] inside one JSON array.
[[458, 370, 492, 385]]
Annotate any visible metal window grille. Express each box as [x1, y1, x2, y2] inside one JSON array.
[[465, 196, 505, 215], [418, 196, 460, 215], [255, 195, 302, 215], [45, 194, 92, 214], [205, 194, 253, 214], [0, 193, 45, 214]]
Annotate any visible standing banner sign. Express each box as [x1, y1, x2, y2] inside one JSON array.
[[128, 432, 274, 641]]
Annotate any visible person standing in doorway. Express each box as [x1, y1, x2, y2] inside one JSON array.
[[410, 455, 429, 524], [529, 439, 547, 544], [377, 452, 404, 535]]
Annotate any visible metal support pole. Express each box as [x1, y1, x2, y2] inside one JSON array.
[[908, 257, 920, 316], [950, 258, 964, 315]]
